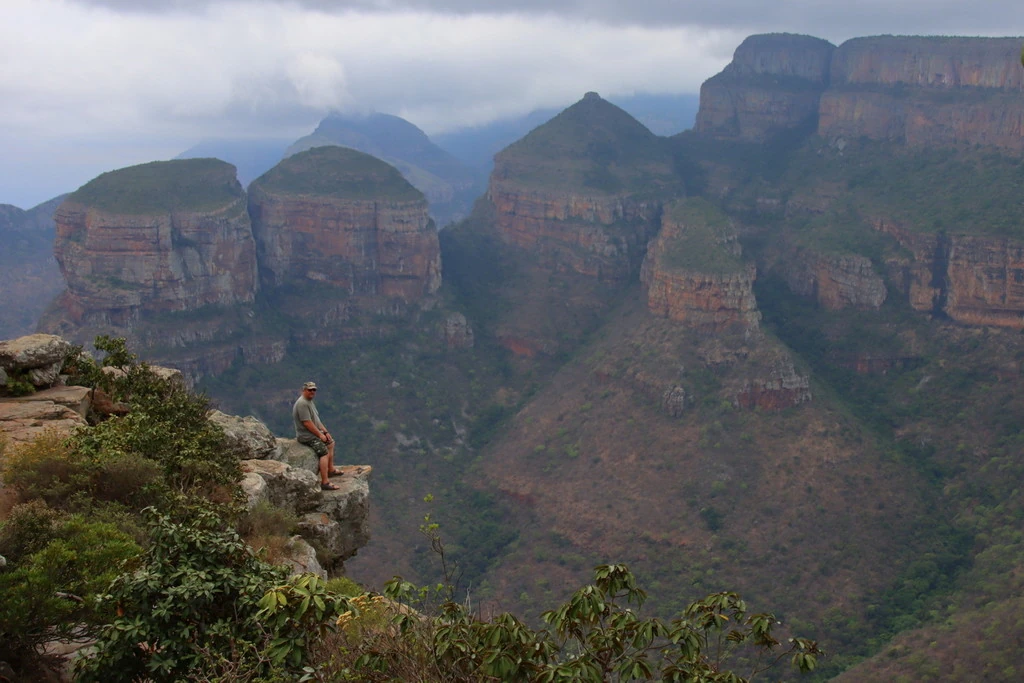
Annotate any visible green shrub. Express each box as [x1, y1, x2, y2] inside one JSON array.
[[326, 575, 364, 597], [1, 432, 91, 508], [0, 513, 141, 672], [74, 506, 288, 683], [238, 501, 298, 540]]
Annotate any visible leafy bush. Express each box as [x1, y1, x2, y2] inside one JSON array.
[[0, 510, 141, 671], [75, 506, 288, 682], [1, 431, 90, 508], [307, 564, 821, 682]]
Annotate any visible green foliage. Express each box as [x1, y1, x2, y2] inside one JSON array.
[[69, 338, 237, 495], [0, 508, 141, 670], [659, 198, 747, 274], [252, 146, 422, 201], [256, 573, 351, 668], [75, 506, 289, 682], [358, 564, 822, 682], [67, 158, 243, 215]]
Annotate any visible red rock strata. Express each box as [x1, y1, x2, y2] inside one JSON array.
[[249, 190, 440, 302]]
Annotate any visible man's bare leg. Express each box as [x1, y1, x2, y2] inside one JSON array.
[[319, 452, 331, 485]]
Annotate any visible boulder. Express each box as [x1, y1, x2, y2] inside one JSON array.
[[274, 437, 319, 472], [0, 399, 87, 446], [240, 459, 320, 513], [9, 386, 92, 419], [311, 466, 372, 565], [239, 472, 269, 510], [101, 364, 184, 385], [209, 410, 278, 460], [0, 367, 7, 387], [27, 363, 63, 388], [278, 535, 326, 579], [0, 334, 71, 372]]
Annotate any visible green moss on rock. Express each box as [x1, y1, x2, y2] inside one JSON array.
[[495, 92, 679, 196], [69, 159, 243, 215], [659, 198, 746, 274], [253, 146, 423, 202]]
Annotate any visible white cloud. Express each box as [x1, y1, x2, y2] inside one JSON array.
[[3, 0, 1022, 207]]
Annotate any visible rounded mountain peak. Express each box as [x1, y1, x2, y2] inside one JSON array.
[[252, 146, 423, 202], [493, 92, 675, 195], [68, 158, 243, 215]]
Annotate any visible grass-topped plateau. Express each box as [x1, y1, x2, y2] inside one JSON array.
[[252, 146, 423, 202], [496, 92, 681, 196], [658, 198, 748, 275], [68, 158, 243, 215]]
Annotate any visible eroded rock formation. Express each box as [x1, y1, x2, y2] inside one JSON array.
[[785, 250, 887, 310], [695, 34, 835, 140], [879, 219, 1024, 327], [45, 159, 257, 333], [640, 199, 760, 333], [697, 34, 1024, 153], [250, 146, 441, 302], [488, 92, 679, 283], [821, 37, 1024, 151]]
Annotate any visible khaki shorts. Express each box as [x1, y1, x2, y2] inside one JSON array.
[[297, 435, 329, 457]]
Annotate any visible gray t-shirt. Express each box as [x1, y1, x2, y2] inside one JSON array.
[[292, 396, 323, 440]]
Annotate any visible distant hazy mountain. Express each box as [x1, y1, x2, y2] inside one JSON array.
[[176, 138, 293, 187], [0, 195, 66, 338], [433, 92, 699, 170], [287, 113, 482, 226]]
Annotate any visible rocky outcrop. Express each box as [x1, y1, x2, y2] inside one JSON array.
[[820, 37, 1024, 152], [442, 312, 474, 349], [698, 34, 1024, 153], [249, 146, 441, 303], [785, 250, 887, 310], [45, 159, 258, 334], [640, 199, 760, 333], [0, 334, 72, 388], [879, 219, 1024, 327], [733, 357, 812, 410], [695, 34, 835, 140], [241, 459, 371, 572], [209, 410, 279, 460], [488, 93, 679, 283]]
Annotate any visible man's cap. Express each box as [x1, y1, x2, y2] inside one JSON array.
[[303, 381, 318, 390]]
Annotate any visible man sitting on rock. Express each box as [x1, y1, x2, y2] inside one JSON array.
[[293, 381, 341, 490]]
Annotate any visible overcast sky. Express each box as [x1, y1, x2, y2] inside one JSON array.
[[2, 0, 1022, 209]]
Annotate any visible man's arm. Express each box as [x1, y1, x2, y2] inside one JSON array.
[[302, 419, 330, 442]]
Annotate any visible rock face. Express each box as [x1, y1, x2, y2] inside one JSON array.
[[695, 34, 835, 140], [208, 410, 279, 460], [785, 250, 887, 310], [46, 159, 258, 332], [488, 93, 680, 283], [250, 146, 441, 302], [734, 356, 812, 410], [697, 34, 1024, 153], [241, 459, 372, 573], [821, 37, 1024, 151], [879, 219, 1024, 327], [641, 199, 760, 333]]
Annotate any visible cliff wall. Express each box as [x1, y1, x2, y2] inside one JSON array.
[[51, 197, 257, 328], [695, 34, 835, 140], [488, 181, 660, 282], [640, 200, 760, 332], [879, 219, 1024, 328], [697, 34, 1024, 153], [785, 250, 887, 310], [249, 190, 440, 301]]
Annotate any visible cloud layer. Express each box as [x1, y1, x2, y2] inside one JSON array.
[[3, 0, 1023, 207]]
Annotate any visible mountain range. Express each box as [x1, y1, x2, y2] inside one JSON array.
[[6, 31, 1024, 681]]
